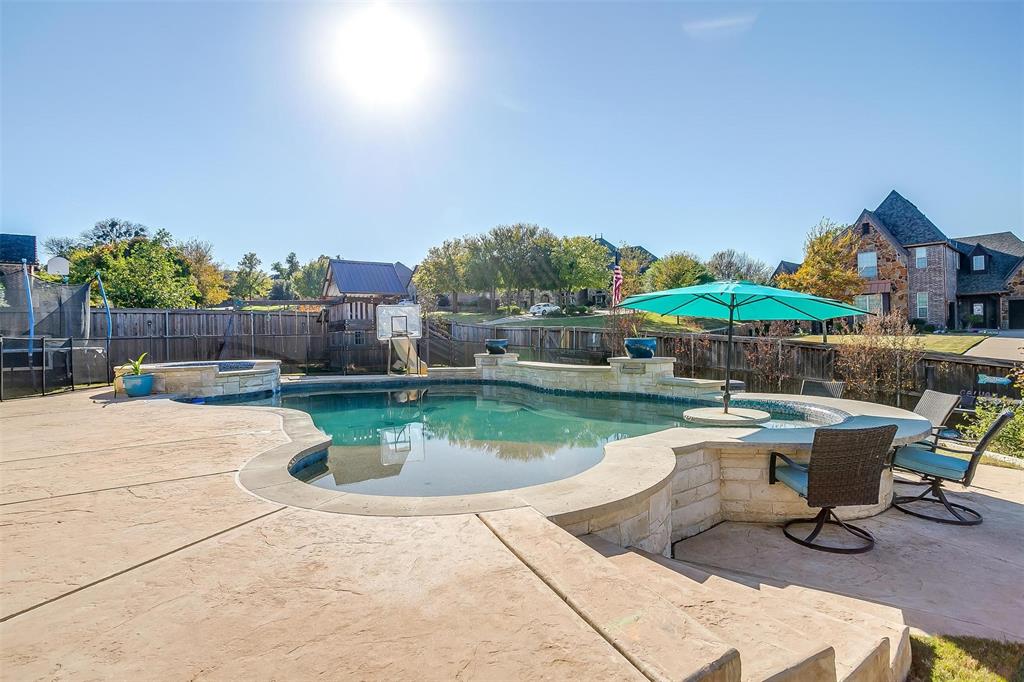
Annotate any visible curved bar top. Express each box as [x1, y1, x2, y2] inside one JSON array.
[[233, 379, 931, 556]]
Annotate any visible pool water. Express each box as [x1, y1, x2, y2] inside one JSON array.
[[252, 385, 812, 497]]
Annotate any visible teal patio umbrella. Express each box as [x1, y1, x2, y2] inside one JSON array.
[[617, 281, 870, 412]]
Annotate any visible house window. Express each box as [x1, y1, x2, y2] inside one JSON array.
[[972, 255, 986, 271], [916, 292, 929, 319], [915, 247, 928, 268], [854, 294, 882, 315], [352, 331, 366, 346], [972, 302, 984, 317], [861, 223, 870, 235], [857, 251, 878, 278]]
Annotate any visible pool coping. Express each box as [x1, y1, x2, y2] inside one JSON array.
[[231, 377, 933, 521]]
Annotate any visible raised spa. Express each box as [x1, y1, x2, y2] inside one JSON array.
[[235, 384, 821, 498]]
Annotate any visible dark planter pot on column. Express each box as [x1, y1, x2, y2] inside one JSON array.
[[484, 339, 509, 355], [624, 338, 657, 359]]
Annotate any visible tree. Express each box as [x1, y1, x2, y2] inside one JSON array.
[[707, 249, 772, 284], [464, 235, 500, 312], [413, 239, 467, 311], [178, 239, 229, 307], [550, 236, 611, 305], [84, 218, 150, 245], [68, 237, 198, 308], [270, 252, 301, 280], [644, 251, 713, 291], [489, 223, 543, 305], [776, 219, 863, 302], [618, 247, 654, 299], [43, 236, 82, 259], [230, 252, 272, 300], [293, 256, 331, 298]]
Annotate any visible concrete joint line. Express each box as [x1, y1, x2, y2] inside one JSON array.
[[476, 513, 660, 682], [0, 507, 286, 623], [0, 470, 242, 507]]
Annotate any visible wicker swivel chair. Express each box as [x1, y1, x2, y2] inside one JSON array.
[[770, 425, 897, 554], [800, 379, 846, 399], [910, 390, 960, 447], [891, 410, 1014, 525]]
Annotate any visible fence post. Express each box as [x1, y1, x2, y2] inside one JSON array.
[[40, 336, 46, 396], [164, 311, 170, 362], [250, 312, 256, 358], [68, 337, 75, 391], [194, 334, 200, 361]]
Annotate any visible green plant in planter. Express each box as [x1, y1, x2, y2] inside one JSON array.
[[121, 353, 148, 375]]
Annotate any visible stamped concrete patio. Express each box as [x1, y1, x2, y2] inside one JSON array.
[[1, 387, 1021, 680]]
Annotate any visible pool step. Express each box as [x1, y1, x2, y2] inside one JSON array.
[[594, 540, 898, 682], [479, 508, 742, 682], [583, 536, 839, 682], [671, 561, 911, 682]]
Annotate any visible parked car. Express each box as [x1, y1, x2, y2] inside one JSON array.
[[529, 303, 562, 316]]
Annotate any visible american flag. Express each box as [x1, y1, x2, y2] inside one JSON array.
[[611, 265, 623, 306]]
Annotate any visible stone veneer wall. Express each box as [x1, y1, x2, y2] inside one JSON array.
[[115, 360, 281, 398], [671, 446, 893, 543], [1000, 265, 1024, 329], [469, 353, 726, 399], [559, 483, 673, 557], [852, 215, 910, 317]]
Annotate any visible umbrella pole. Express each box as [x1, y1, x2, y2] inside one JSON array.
[[724, 297, 734, 413]]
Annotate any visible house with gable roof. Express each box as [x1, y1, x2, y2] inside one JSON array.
[[774, 190, 1024, 329]]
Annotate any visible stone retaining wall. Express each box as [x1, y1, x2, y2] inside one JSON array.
[[670, 446, 893, 543], [559, 481, 673, 557], [458, 353, 725, 399], [115, 360, 281, 398]]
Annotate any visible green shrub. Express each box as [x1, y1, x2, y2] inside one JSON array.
[[564, 304, 590, 316], [909, 318, 928, 332], [497, 304, 522, 315], [923, 324, 937, 333], [962, 398, 1023, 458]]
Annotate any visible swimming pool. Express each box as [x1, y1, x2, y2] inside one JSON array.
[[228, 384, 819, 497]]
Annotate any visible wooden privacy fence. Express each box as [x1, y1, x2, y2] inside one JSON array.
[[448, 321, 1020, 400], [86, 308, 330, 372]]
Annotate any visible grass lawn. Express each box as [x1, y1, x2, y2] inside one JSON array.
[[909, 634, 1024, 682], [791, 334, 987, 355]]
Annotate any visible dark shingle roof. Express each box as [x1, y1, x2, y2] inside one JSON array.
[[0, 234, 37, 264], [871, 191, 948, 246], [949, 231, 1024, 294], [327, 259, 411, 296], [771, 260, 801, 281]]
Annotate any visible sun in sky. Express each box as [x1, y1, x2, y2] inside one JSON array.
[[327, 4, 437, 110]]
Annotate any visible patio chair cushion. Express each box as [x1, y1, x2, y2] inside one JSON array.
[[773, 464, 808, 497], [892, 445, 970, 481]]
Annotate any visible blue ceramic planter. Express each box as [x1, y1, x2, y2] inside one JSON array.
[[624, 337, 656, 359], [485, 338, 509, 355], [122, 374, 154, 397]]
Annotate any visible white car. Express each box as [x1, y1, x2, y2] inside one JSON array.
[[529, 303, 561, 316]]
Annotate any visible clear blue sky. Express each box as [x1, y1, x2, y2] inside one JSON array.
[[2, 1, 1021, 270]]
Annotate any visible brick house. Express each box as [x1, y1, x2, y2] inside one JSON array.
[[776, 191, 1024, 329]]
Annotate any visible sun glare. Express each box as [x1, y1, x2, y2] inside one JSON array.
[[330, 4, 436, 109]]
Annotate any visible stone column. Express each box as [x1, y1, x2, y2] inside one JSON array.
[[606, 357, 675, 392], [474, 352, 520, 381]]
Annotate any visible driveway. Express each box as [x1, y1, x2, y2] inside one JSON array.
[[964, 335, 1024, 361]]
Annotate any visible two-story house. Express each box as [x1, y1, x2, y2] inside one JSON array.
[[776, 191, 1024, 329]]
